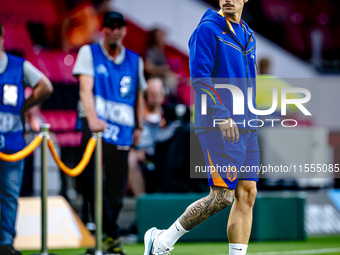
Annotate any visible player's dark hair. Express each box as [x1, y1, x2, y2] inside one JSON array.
[[0, 23, 3, 37]]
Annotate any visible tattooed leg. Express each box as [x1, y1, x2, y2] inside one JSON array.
[[155, 186, 234, 250], [179, 186, 235, 231]]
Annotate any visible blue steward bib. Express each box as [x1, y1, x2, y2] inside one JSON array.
[[0, 53, 25, 153], [90, 43, 139, 146]]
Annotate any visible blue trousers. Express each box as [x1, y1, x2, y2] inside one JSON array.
[[0, 159, 24, 245]]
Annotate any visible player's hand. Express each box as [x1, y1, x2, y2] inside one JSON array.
[[133, 129, 142, 146], [88, 118, 107, 133], [218, 118, 239, 144]]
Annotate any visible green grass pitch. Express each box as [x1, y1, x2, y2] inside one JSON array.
[[22, 236, 340, 255]]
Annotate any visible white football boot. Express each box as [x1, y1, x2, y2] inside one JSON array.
[[143, 227, 174, 255]]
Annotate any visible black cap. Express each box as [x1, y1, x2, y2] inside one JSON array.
[[103, 11, 127, 28]]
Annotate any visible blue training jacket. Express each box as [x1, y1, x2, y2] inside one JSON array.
[[189, 9, 257, 132]]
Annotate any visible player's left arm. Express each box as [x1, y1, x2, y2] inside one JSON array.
[[133, 57, 147, 146]]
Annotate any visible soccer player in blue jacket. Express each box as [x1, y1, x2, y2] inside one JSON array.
[[0, 23, 53, 255], [144, 1, 259, 255]]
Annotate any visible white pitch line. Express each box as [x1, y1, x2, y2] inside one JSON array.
[[213, 247, 340, 255]]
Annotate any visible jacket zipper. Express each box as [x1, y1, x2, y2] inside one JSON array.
[[245, 33, 253, 131], [222, 23, 255, 131], [226, 28, 254, 131]]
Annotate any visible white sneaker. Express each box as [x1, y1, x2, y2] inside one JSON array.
[[143, 227, 174, 255]]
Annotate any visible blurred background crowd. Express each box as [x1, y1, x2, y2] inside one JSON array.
[[1, 0, 340, 244]]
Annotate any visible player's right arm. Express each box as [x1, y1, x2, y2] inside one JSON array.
[[74, 45, 106, 133], [189, 23, 238, 143], [78, 75, 106, 133]]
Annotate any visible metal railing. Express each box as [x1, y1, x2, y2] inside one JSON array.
[[0, 124, 103, 255]]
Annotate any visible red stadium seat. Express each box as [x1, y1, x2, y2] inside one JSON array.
[[26, 50, 78, 84], [0, 0, 58, 25], [2, 23, 33, 54], [123, 21, 148, 56], [40, 110, 82, 147], [40, 110, 78, 132], [55, 132, 82, 148]]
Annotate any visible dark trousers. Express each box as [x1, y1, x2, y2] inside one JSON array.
[[79, 119, 129, 238]]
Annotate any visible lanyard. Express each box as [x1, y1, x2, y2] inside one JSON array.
[[218, 9, 245, 37], [218, 9, 253, 47]]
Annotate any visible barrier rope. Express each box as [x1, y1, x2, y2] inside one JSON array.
[[0, 135, 43, 162], [48, 137, 97, 177], [0, 127, 97, 177]]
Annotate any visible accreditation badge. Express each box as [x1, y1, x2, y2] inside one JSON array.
[[120, 76, 132, 98], [3, 84, 18, 107]]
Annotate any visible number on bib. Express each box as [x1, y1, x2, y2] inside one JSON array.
[[103, 124, 120, 141]]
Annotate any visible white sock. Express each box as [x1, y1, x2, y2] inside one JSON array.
[[157, 219, 188, 248], [229, 243, 248, 255]]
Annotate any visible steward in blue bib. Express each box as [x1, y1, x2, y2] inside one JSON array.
[[90, 43, 139, 146], [0, 53, 25, 153]]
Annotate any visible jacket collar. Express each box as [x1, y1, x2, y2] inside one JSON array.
[[218, 9, 243, 36]]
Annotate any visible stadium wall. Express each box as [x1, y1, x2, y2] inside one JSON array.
[[111, 0, 317, 78]]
